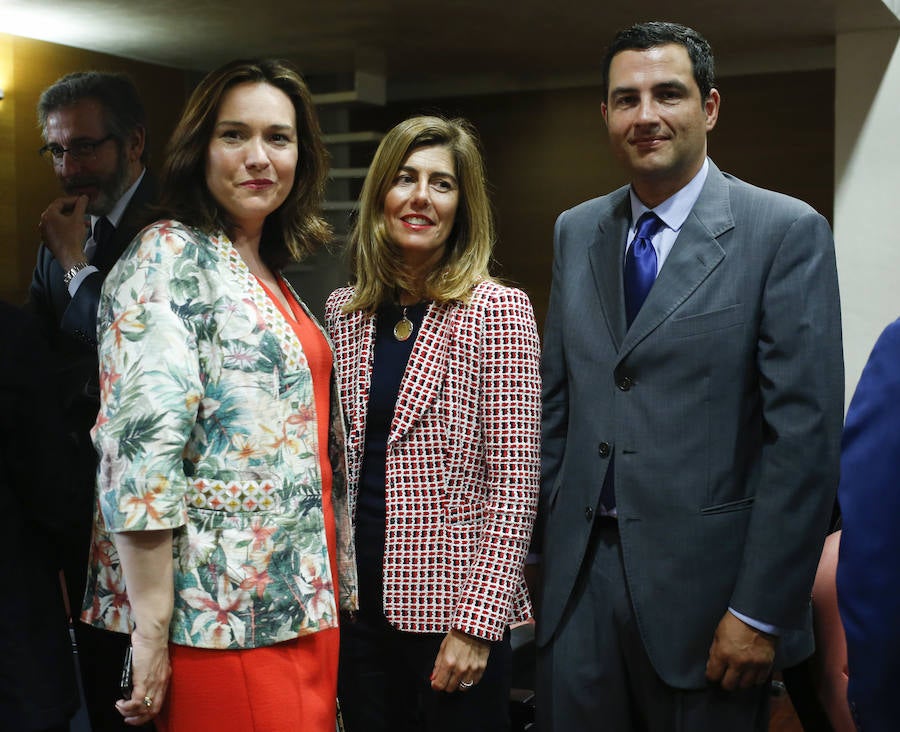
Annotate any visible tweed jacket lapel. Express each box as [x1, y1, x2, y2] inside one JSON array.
[[388, 301, 453, 446], [618, 161, 733, 362], [589, 188, 632, 351], [344, 311, 376, 451]]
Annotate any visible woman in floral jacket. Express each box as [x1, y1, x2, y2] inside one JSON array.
[[326, 116, 541, 732], [82, 59, 357, 731]]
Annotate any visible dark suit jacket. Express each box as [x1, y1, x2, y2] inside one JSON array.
[[0, 302, 80, 729], [28, 174, 157, 353], [836, 317, 900, 732], [537, 160, 844, 688], [25, 173, 157, 604]]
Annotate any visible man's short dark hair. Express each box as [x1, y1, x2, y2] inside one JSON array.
[[37, 71, 148, 163], [601, 21, 716, 102]]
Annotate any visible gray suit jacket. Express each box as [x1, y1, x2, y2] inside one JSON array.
[[536, 160, 844, 688]]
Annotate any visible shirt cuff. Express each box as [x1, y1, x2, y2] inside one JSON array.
[[728, 607, 780, 636], [68, 264, 99, 297]]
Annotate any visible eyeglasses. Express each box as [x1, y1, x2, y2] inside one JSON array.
[[38, 134, 116, 164]]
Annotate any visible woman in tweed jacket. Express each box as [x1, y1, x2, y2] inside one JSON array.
[[326, 116, 541, 731]]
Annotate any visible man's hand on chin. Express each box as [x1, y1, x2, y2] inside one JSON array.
[[39, 194, 90, 272], [705, 611, 776, 691]]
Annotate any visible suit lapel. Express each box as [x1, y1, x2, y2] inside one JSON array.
[[116, 174, 157, 244], [388, 301, 452, 446], [589, 191, 632, 350], [101, 174, 158, 272], [619, 161, 734, 360]]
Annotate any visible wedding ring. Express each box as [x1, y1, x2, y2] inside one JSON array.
[[143, 696, 153, 708], [458, 679, 474, 689]]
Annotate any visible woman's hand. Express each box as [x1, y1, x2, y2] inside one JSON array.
[[430, 629, 491, 693], [115, 629, 172, 725]]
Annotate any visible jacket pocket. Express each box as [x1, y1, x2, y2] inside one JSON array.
[[700, 495, 754, 515], [668, 304, 743, 338]]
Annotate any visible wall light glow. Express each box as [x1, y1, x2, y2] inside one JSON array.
[[0, 2, 142, 57]]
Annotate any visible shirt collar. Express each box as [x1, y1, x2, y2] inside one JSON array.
[[629, 158, 709, 232]]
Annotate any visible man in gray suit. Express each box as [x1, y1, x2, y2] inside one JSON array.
[[535, 21, 843, 731]]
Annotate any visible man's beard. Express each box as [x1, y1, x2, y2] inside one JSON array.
[[62, 148, 131, 216]]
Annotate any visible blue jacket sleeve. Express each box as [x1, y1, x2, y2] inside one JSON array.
[[837, 317, 900, 732]]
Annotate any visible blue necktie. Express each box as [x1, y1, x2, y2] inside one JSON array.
[[601, 212, 662, 512], [624, 212, 663, 326]]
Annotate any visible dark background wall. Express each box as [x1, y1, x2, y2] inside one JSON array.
[[350, 69, 834, 328], [0, 33, 187, 302], [1, 31, 833, 327]]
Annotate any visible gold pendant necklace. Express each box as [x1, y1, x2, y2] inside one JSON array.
[[393, 307, 414, 341]]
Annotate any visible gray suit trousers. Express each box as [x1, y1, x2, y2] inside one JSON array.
[[536, 519, 770, 732]]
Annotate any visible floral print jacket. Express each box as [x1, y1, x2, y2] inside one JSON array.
[[81, 220, 358, 650]]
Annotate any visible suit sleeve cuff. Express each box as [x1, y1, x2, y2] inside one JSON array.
[[728, 607, 781, 636], [68, 264, 99, 297]]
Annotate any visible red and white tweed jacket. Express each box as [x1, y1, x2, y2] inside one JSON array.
[[325, 280, 541, 642]]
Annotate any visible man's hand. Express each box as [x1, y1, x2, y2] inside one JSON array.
[[705, 611, 776, 690], [39, 195, 90, 272]]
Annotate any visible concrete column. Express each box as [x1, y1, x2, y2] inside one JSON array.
[[834, 19, 900, 401]]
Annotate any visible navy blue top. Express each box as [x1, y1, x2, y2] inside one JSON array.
[[355, 300, 429, 618]]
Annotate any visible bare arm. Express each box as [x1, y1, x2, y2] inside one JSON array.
[[113, 529, 174, 726]]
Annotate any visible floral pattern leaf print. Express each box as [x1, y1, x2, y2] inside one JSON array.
[[82, 220, 358, 649], [115, 413, 165, 462]]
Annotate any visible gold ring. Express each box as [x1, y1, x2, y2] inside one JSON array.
[[143, 696, 153, 708]]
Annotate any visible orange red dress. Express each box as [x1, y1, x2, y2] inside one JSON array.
[[157, 278, 340, 732]]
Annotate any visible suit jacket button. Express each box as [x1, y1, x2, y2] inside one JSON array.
[[598, 442, 610, 458], [617, 376, 633, 391], [584, 506, 593, 521]]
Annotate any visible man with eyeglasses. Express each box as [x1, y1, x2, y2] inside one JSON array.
[[28, 70, 156, 732]]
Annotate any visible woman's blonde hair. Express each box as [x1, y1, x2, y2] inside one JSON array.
[[344, 115, 495, 312]]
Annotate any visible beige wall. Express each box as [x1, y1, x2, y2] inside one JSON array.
[[0, 37, 16, 298], [835, 27, 900, 402], [0, 33, 186, 302], [351, 69, 834, 329]]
